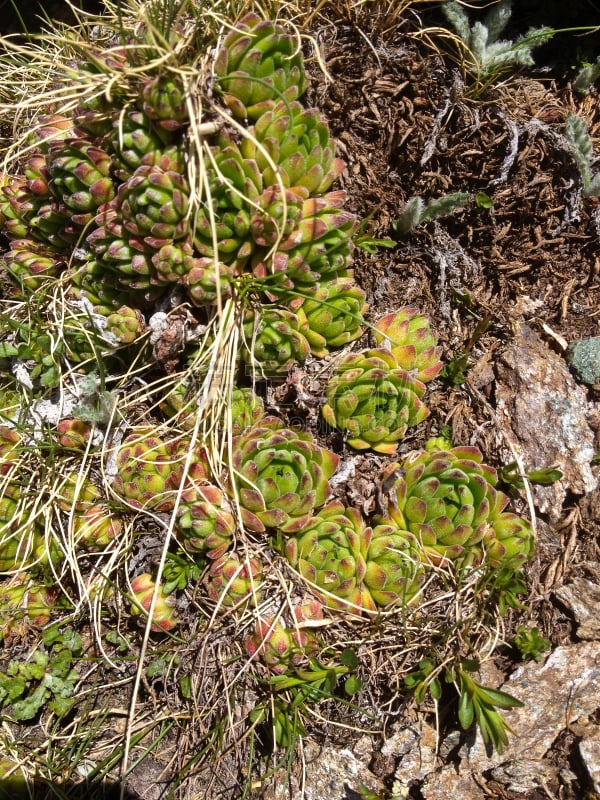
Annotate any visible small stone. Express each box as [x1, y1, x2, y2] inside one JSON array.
[[567, 337, 600, 385], [579, 736, 600, 794], [554, 577, 600, 639]]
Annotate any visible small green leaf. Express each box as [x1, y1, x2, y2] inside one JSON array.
[[526, 466, 562, 485], [458, 687, 475, 729], [179, 673, 192, 699], [429, 677, 442, 701], [475, 192, 493, 209], [48, 695, 75, 718], [478, 685, 524, 710], [340, 648, 359, 670], [344, 675, 362, 696]]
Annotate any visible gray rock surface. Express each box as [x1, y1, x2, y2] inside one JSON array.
[[495, 321, 597, 520], [567, 336, 600, 385], [555, 576, 600, 639]]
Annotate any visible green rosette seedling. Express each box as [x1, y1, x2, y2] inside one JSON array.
[[245, 606, 321, 675], [129, 572, 179, 632], [293, 277, 367, 357], [176, 481, 236, 560], [365, 524, 426, 607], [0, 577, 62, 643], [214, 12, 307, 121], [240, 100, 345, 195], [140, 73, 188, 132], [227, 416, 338, 533], [253, 190, 357, 292], [242, 306, 311, 375], [204, 552, 263, 608], [382, 440, 534, 569], [373, 307, 443, 383], [229, 387, 265, 436], [322, 348, 429, 454], [284, 499, 375, 612], [112, 427, 185, 512]]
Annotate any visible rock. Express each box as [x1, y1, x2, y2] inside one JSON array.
[[579, 734, 600, 794], [567, 337, 600, 385], [420, 768, 483, 799], [297, 740, 385, 800], [495, 322, 597, 520], [463, 641, 600, 771], [383, 719, 438, 785], [554, 577, 600, 639]]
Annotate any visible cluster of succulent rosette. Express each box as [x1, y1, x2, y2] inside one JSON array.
[[0, 7, 534, 743]]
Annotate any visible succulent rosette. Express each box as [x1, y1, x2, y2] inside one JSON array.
[[0, 170, 73, 250], [382, 442, 534, 569], [112, 428, 182, 512], [322, 348, 429, 455], [85, 202, 156, 291], [228, 416, 338, 533], [214, 12, 306, 120], [242, 306, 310, 375], [46, 139, 116, 225], [192, 138, 262, 270], [140, 73, 188, 132], [229, 387, 265, 435], [117, 164, 189, 247], [294, 278, 367, 356], [240, 101, 344, 194], [204, 552, 263, 607], [284, 500, 376, 612], [365, 524, 425, 606], [373, 307, 443, 383], [105, 305, 147, 345], [130, 573, 178, 632], [0, 576, 61, 642], [176, 482, 236, 560], [185, 257, 235, 305], [245, 614, 318, 675], [109, 110, 182, 180], [3, 238, 65, 289], [253, 191, 357, 290]]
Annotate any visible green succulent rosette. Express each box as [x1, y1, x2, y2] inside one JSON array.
[[117, 164, 189, 247], [185, 257, 235, 305], [109, 110, 182, 180], [284, 499, 376, 612], [253, 191, 357, 291], [365, 524, 425, 607], [0, 168, 74, 250], [229, 387, 265, 435], [214, 12, 307, 120], [373, 307, 443, 383], [293, 277, 367, 356], [2, 238, 65, 290], [204, 552, 263, 607], [242, 306, 311, 375], [129, 573, 178, 632], [86, 202, 162, 293], [176, 482, 236, 560], [140, 73, 188, 132], [112, 428, 183, 512], [240, 100, 344, 195], [192, 137, 262, 270], [46, 139, 116, 226], [104, 305, 147, 345], [245, 613, 318, 675], [322, 348, 429, 455], [383, 441, 534, 569], [227, 416, 339, 533]]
